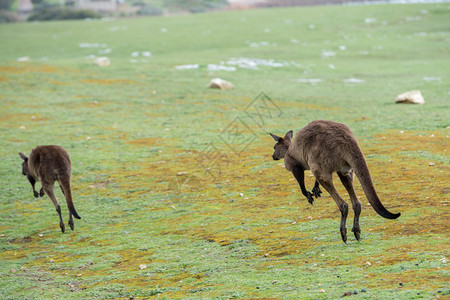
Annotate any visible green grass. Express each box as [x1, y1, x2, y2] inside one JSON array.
[[0, 3, 449, 299]]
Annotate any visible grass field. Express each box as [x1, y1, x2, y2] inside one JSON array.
[[0, 3, 449, 299]]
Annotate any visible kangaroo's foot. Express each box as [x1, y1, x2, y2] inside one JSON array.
[[60, 221, 65, 233], [340, 226, 347, 244], [33, 190, 39, 198], [311, 186, 322, 198], [352, 226, 361, 242], [305, 192, 314, 205], [68, 218, 74, 231], [39, 188, 45, 197]]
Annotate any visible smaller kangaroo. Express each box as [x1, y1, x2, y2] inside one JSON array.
[[19, 145, 81, 233], [270, 120, 400, 243]]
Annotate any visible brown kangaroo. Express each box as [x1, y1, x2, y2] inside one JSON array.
[[19, 145, 81, 233], [270, 120, 400, 243]]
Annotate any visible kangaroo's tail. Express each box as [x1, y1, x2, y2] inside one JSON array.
[[351, 151, 400, 219], [60, 177, 81, 219]]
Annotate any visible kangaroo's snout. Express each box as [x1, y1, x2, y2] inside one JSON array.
[[272, 155, 279, 161]]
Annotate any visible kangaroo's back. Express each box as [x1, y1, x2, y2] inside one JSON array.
[[289, 120, 359, 170], [29, 145, 71, 181]]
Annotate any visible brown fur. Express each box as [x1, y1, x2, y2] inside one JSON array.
[[19, 145, 81, 233], [270, 120, 400, 243]]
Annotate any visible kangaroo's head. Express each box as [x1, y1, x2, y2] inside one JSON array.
[[19, 153, 29, 176], [269, 130, 293, 160]]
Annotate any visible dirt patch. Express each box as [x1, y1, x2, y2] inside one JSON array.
[[0, 113, 50, 125], [81, 79, 137, 85], [113, 249, 153, 272], [0, 64, 61, 74], [365, 269, 445, 290], [147, 130, 449, 260], [126, 137, 163, 147], [370, 130, 449, 156], [10, 236, 33, 244]]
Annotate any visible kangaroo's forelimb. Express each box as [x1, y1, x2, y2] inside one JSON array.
[[311, 180, 322, 198], [292, 164, 315, 205], [27, 175, 40, 198]]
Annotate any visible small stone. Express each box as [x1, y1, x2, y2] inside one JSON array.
[[11, 268, 16, 273], [93, 57, 110, 67], [139, 264, 147, 270], [17, 56, 30, 62], [208, 78, 234, 90], [429, 162, 436, 166], [264, 253, 269, 257], [49, 259, 54, 263], [365, 261, 372, 267], [320, 289, 325, 293]]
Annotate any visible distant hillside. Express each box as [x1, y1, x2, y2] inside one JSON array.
[[229, 0, 450, 8]]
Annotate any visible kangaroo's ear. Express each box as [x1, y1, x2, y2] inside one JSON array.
[[270, 133, 282, 142], [19, 152, 28, 161], [284, 130, 293, 140]]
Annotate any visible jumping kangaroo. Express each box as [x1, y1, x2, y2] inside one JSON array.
[[270, 120, 400, 243], [19, 145, 81, 233]]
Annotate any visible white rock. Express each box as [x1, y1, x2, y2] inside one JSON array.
[[207, 64, 236, 72], [175, 64, 199, 70], [208, 78, 233, 90], [365, 18, 377, 24], [395, 90, 425, 105], [297, 78, 322, 85], [344, 78, 365, 84], [93, 57, 110, 67]]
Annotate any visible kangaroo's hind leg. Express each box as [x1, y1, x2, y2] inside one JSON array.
[[60, 183, 75, 230], [338, 171, 361, 241], [313, 170, 349, 243], [43, 183, 65, 233]]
